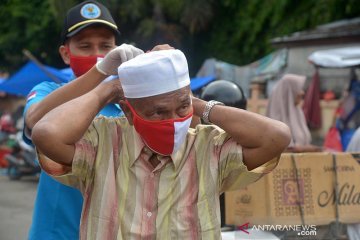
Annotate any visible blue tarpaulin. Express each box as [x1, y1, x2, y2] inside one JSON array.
[[190, 75, 216, 92], [0, 61, 72, 97], [1, 61, 215, 97]]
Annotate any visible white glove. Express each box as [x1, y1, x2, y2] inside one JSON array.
[[96, 44, 144, 75]]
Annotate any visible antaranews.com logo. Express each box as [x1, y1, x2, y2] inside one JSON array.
[[237, 222, 317, 237]]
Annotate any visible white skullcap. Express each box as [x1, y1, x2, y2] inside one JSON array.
[[118, 49, 190, 98]]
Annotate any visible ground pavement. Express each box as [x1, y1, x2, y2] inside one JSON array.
[[0, 171, 37, 240]]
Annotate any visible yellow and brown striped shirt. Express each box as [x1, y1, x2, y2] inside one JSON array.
[[43, 116, 278, 240]]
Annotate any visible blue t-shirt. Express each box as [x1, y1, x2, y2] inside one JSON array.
[[24, 81, 123, 240]]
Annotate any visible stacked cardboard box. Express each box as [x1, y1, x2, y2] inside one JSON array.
[[225, 152, 360, 226]]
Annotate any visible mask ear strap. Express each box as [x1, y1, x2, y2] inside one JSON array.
[[125, 100, 137, 115]]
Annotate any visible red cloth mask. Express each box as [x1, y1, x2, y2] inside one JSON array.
[[126, 101, 193, 156], [66, 47, 104, 77]]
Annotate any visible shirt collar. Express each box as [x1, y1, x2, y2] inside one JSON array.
[[130, 127, 182, 168], [131, 127, 145, 167]]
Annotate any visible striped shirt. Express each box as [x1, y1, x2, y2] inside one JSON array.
[[40, 116, 279, 240]]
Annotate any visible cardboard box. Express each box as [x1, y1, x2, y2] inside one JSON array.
[[225, 152, 360, 226]]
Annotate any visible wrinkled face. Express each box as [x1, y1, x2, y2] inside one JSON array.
[[59, 25, 116, 63], [121, 86, 192, 123]]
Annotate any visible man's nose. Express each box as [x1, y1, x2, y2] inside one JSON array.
[[91, 46, 103, 56], [93, 48, 101, 56]]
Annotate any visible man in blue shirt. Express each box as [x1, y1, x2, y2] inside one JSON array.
[[23, 1, 143, 239]]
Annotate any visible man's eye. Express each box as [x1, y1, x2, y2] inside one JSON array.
[[102, 45, 113, 50], [155, 111, 164, 116], [145, 111, 161, 117], [180, 104, 190, 111]]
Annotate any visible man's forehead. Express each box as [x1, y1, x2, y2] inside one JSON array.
[[129, 87, 190, 107], [71, 26, 115, 41]]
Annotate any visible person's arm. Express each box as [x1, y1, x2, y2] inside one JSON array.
[[192, 97, 291, 170], [31, 67, 119, 166], [25, 44, 144, 130], [25, 70, 105, 130]]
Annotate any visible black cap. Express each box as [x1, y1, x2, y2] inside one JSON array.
[[61, 0, 120, 44]]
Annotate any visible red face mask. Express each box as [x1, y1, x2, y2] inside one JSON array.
[[66, 46, 104, 77], [126, 101, 193, 156]]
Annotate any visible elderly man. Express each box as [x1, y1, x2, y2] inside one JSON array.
[[32, 49, 291, 239]]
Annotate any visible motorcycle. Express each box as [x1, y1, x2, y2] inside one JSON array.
[[5, 132, 40, 180]]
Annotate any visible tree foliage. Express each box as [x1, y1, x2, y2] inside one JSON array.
[[0, 0, 59, 72], [205, 0, 360, 66], [0, 0, 359, 75]]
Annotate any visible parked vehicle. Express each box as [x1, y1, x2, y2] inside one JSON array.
[[5, 132, 40, 180]]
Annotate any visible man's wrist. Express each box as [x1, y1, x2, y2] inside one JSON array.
[[202, 100, 225, 124], [95, 61, 110, 76], [94, 83, 115, 105]]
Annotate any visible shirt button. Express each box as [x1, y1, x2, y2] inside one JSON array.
[[147, 212, 152, 217]]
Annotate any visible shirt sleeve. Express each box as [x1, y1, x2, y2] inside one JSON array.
[[215, 130, 279, 193], [22, 82, 63, 145], [71, 122, 100, 184], [36, 118, 102, 193]]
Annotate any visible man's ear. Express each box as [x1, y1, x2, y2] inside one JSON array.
[[59, 45, 70, 65], [119, 100, 134, 125]]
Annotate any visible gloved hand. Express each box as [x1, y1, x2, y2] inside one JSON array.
[[96, 44, 144, 75]]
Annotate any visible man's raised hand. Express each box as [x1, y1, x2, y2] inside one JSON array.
[[96, 44, 144, 75]]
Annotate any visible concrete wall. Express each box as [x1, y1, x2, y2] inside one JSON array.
[[284, 43, 360, 97]]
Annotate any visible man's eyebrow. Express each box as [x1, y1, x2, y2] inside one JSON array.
[[100, 40, 114, 44], [153, 105, 168, 111], [147, 105, 169, 112], [180, 96, 191, 103]]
